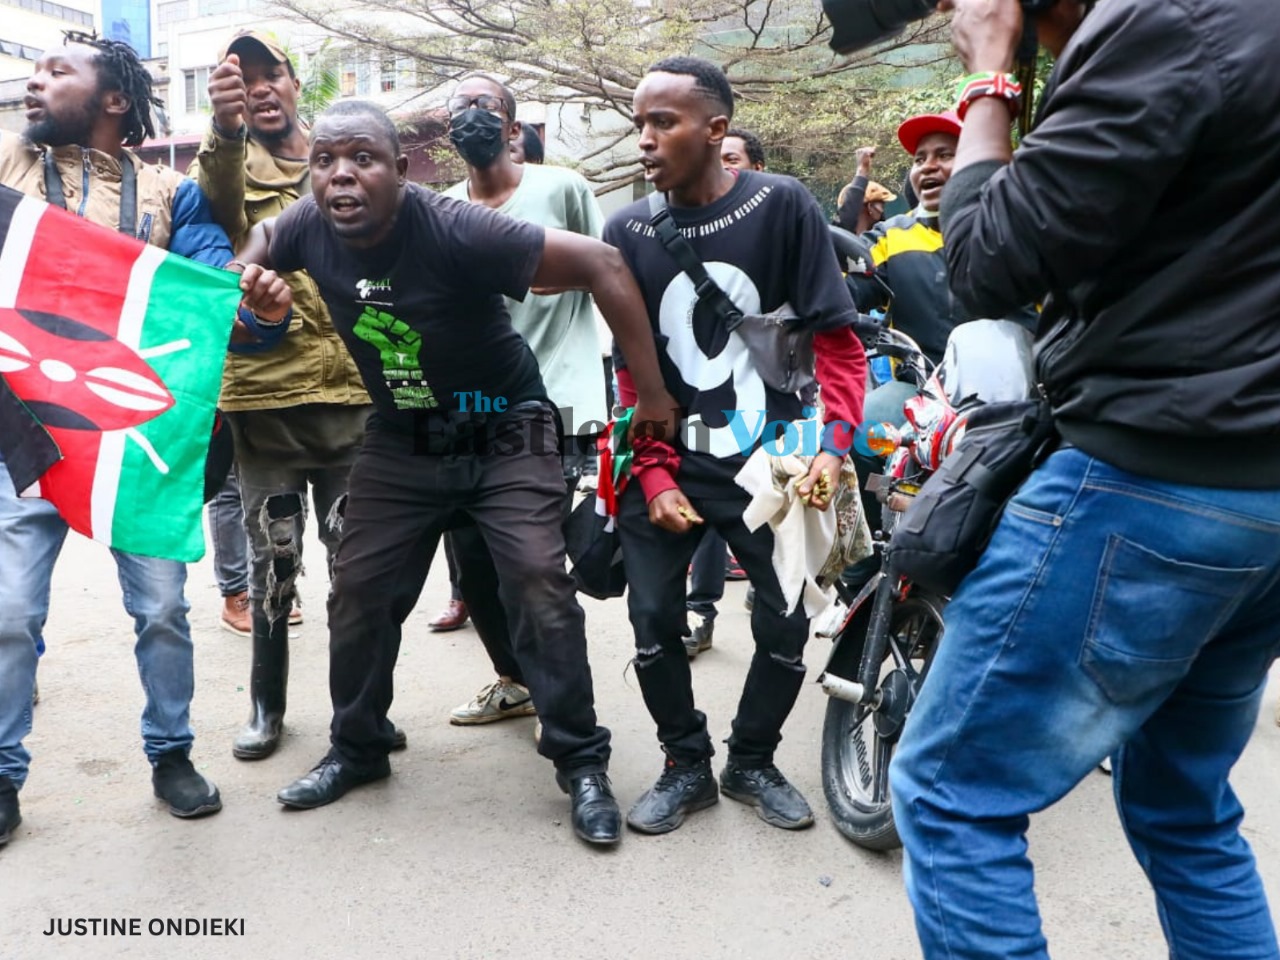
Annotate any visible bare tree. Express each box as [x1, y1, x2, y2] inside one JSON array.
[[271, 0, 954, 193]]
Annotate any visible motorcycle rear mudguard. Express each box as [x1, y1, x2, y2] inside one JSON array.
[[819, 570, 886, 685]]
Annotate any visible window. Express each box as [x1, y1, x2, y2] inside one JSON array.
[[0, 37, 42, 61], [339, 54, 357, 97], [157, 0, 190, 26], [2, 0, 93, 26], [380, 56, 397, 93], [184, 66, 212, 114], [157, 41, 168, 57]]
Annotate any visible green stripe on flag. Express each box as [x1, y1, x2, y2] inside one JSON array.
[[108, 253, 242, 562]]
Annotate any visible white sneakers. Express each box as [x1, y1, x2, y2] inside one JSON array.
[[449, 678, 536, 725]]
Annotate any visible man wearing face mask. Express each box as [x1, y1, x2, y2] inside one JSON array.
[[440, 75, 608, 728]]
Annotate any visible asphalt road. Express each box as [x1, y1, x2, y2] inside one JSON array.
[[2, 525, 1278, 960]]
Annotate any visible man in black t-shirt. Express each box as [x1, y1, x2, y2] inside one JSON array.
[[239, 100, 676, 848], [606, 57, 868, 836]]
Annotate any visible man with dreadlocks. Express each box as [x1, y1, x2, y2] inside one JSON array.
[[0, 32, 293, 847]]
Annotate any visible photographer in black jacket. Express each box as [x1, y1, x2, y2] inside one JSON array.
[[888, 0, 1280, 956]]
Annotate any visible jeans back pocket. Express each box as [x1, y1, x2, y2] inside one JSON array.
[[1080, 534, 1263, 705]]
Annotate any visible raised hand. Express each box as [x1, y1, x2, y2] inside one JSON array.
[[208, 53, 247, 135]]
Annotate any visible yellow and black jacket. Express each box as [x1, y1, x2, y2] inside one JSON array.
[[846, 207, 962, 364]]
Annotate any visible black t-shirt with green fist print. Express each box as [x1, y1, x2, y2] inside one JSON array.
[[269, 183, 548, 432]]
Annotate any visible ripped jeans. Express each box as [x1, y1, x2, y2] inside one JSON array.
[[617, 483, 811, 768], [227, 405, 370, 623]]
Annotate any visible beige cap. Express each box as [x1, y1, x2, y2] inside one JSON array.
[[218, 29, 291, 68], [865, 181, 897, 204]]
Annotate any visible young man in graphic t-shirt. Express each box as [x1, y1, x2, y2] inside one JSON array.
[[605, 57, 867, 835], [239, 100, 676, 848]]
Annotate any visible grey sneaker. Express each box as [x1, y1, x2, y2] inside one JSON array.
[[683, 612, 714, 659], [626, 757, 719, 835], [449, 678, 536, 726], [719, 762, 813, 830]]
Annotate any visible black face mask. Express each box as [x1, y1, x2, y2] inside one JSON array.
[[449, 109, 507, 168]]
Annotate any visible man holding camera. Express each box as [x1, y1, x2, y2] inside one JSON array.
[[877, 0, 1280, 955]]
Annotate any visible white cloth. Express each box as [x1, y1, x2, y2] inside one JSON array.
[[735, 447, 839, 619]]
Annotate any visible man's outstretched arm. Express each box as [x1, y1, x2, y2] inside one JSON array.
[[532, 228, 677, 445]]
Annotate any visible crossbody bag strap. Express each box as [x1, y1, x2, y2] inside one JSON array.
[[42, 150, 67, 210], [117, 156, 137, 238], [42, 148, 138, 237], [646, 191, 744, 331]]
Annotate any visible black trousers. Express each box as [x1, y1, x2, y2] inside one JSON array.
[[327, 404, 610, 776], [617, 482, 811, 768], [450, 443, 588, 684]]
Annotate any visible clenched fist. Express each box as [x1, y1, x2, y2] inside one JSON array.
[[237, 263, 292, 325], [208, 53, 247, 135]]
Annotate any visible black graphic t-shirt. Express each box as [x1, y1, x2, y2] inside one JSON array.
[[604, 171, 858, 497], [270, 183, 546, 432]]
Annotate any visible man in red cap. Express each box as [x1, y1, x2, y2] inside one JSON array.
[[845, 110, 964, 363]]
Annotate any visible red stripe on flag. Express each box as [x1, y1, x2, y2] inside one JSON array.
[[8, 204, 143, 533], [13, 206, 134, 337]]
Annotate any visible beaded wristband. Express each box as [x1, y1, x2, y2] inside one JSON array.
[[954, 71, 1023, 122]]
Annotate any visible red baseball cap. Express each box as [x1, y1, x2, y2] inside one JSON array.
[[897, 110, 962, 156]]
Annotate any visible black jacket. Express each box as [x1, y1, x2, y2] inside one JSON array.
[[940, 0, 1280, 488]]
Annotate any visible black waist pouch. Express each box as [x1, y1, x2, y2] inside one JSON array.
[[886, 399, 1058, 596], [203, 409, 234, 504]]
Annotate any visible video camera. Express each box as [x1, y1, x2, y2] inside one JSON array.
[[823, 0, 1057, 54]]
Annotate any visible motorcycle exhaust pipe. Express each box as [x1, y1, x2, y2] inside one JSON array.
[[821, 673, 868, 704]]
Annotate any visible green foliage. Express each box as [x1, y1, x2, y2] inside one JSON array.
[[274, 0, 959, 193], [293, 39, 341, 125]]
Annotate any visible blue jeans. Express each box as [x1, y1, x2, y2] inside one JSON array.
[[890, 447, 1280, 960], [687, 529, 726, 621], [0, 460, 195, 789], [207, 466, 249, 597]]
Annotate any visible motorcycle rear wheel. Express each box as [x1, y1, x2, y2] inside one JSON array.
[[821, 593, 944, 851]]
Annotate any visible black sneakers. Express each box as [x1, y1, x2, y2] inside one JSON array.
[[151, 749, 222, 818], [626, 757, 719, 834], [0, 776, 20, 846], [719, 762, 814, 830]]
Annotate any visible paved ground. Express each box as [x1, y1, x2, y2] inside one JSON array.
[[2, 526, 1279, 960]]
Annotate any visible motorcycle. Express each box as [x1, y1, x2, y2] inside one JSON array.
[[816, 299, 1036, 851]]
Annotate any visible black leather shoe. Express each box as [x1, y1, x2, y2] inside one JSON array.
[[277, 753, 390, 810], [151, 750, 222, 818], [391, 725, 408, 752], [0, 776, 21, 846], [719, 762, 814, 830], [626, 757, 718, 835], [556, 771, 621, 846]]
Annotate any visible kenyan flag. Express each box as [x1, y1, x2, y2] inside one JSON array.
[[0, 183, 242, 562]]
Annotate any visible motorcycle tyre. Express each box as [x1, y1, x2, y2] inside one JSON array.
[[820, 594, 944, 852]]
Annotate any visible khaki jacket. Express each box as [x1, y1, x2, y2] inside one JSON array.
[[2, 135, 189, 252], [189, 126, 368, 411]]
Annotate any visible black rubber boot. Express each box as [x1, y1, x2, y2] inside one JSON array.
[[232, 608, 289, 760]]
